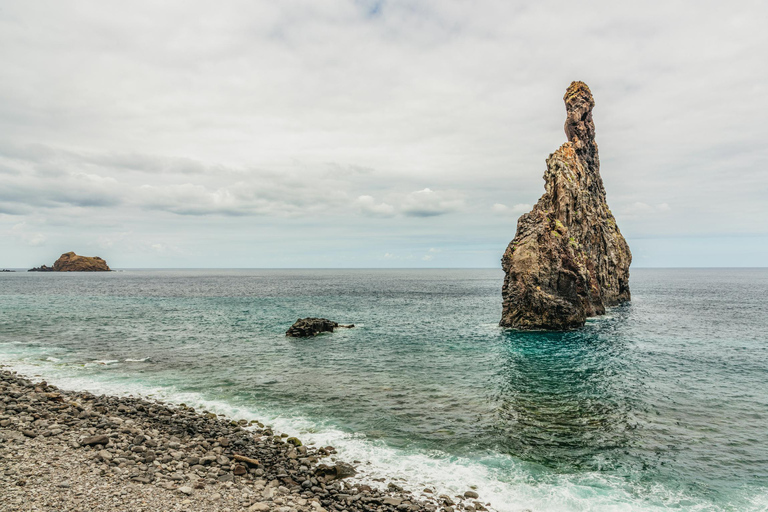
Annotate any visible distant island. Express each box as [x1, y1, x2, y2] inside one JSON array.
[[28, 252, 111, 272]]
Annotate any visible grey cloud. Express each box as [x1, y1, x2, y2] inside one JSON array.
[[0, 1, 766, 267], [400, 188, 465, 217]]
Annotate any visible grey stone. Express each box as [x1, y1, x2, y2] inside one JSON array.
[[81, 434, 109, 446]]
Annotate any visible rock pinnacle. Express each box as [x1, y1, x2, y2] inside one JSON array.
[[500, 81, 631, 330]]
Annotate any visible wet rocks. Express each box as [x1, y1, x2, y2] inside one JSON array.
[[286, 318, 354, 337], [1, 368, 485, 512], [500, 81, 631, 330], [314, 462, 358, 481]]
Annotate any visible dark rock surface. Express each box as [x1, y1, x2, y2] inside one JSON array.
[[28, 265, 55, 272], [500, 81, 631, 330], [29, 252, 111, 272], [286, 318, 354, 337]]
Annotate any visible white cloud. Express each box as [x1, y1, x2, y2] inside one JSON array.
[[620, 202, 673, 217], [11, 223, 47, 246], [492, 203, 532, 215], [356, 195, 395, 217]]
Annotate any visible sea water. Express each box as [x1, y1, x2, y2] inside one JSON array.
[[1, 268, 767, 511]]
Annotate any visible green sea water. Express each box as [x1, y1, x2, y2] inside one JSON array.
[[1, 268, 767, 511]]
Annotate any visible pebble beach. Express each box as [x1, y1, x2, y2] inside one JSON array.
[[0, 369, 491, 512]]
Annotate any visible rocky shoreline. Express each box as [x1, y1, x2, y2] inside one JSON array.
[[0, 369, 495, 512]]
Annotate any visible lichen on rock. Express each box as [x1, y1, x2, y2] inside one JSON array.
[[500, 81, 631, 330]]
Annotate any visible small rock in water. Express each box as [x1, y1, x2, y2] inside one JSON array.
[[285, 318, 353, 337], [464, 491, 479, 499]]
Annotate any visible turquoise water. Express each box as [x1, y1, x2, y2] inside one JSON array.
[[1, 268, 767, 511]]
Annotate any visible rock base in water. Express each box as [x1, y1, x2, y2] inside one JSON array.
[[285, 318, 354, 337]]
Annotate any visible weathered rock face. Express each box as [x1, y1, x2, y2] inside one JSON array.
[[53, 252, 110, 271], [285, 318, 354, 337], [29, 252, 110, 272], [500, 81, 631, 330]]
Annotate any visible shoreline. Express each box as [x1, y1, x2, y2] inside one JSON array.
[[0, 368, 495, 512]]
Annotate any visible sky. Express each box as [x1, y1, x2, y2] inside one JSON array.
[[1, 0, 767, 268]]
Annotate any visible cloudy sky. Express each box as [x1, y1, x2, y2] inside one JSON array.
[[1, 1, 766, 268]]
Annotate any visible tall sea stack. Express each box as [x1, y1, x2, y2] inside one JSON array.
[[500, 82, 631, 330]]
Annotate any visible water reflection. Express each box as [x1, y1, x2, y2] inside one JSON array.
[[493, 309, 643, 473]]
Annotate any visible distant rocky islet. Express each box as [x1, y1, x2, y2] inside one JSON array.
[[28, 251, 111, 272]]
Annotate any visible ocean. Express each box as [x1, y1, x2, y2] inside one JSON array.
[[1, 268, 767, 511]]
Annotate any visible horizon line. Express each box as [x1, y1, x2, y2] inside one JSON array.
[[3, 266, 768, 271]]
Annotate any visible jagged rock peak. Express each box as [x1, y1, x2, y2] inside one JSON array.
[[500, 81, 631, 330], [564, 81, 597, 164]]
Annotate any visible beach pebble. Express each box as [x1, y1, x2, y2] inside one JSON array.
[[81, 434, 109, 446]]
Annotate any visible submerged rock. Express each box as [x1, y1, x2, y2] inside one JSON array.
[[500, 81, 631, 330], [29, 252, 110, 272], [285, 318, 354, 337]]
